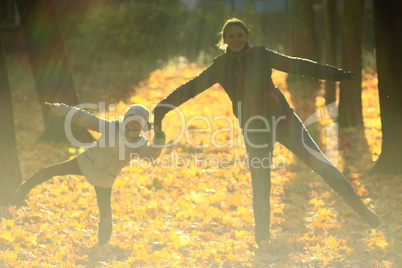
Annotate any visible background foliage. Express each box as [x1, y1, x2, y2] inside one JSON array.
[[58, 0, 376, 103]]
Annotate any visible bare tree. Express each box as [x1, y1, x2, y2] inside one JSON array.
[[289, 0, 317, 60], [15, 0, 93, 143], [324, 0, 337, 105], [287, 0, 320, 118], [0, 35, 22, 206], [371, 0, 402, 174], [338, 0, 364, 128]]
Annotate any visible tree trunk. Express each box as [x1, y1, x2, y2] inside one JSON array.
[[0, 35, 22, 206], [289, 0, 317, 60], [338, 0, 364, 128], [371, 0, 402, 174], [287, 0, 320, 120], [15, 0, 94, 143], [324, 0, 337, 105], [0, 0, 18, 28]]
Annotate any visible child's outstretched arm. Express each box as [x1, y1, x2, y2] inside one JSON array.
[[45, 102, 108, 132]]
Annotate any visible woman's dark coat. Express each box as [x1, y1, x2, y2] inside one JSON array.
[[154, 45, 344, 129]]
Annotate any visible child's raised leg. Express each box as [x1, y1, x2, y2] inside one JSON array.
[[14, 157, 81, 206]]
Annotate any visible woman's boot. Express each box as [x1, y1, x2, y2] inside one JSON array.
[[344, 196, 381, 228]]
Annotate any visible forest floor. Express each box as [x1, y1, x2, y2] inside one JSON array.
[[1, 57, 402, 267]]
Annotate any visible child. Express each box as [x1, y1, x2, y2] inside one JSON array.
[[13, 102, 166, 246]]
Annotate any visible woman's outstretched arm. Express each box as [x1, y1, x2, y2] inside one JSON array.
[[264, 48, 353, 81], [153, 62, 218, 129]]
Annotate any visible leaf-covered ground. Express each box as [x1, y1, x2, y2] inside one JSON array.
[[1, 58, 402, 267]]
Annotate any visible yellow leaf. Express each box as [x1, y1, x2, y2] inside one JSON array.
[[54, 251, 65, 262], [309, 198, 324, 206], [138, 247, 149, 260], [375, 239, 388, 249], [318, 208, 332, 216], [71, 211, 81, 217], [382, 261, 392, 268], [4, 250, 17, 260], [357, 185, 368, 196], [235, 230, 248, 239], [327, 236, 339, 248], [6, 219, 14, 228], [0, 232, 14, 242]]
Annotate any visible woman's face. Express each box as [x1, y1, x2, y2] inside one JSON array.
[[224, 25, 249, 52]]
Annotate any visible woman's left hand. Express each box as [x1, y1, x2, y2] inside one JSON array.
[[342, 71, 355, 80], [44, 102, 56, 112]]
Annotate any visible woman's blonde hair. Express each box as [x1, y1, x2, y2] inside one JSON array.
[[216, 18, 250, 51]]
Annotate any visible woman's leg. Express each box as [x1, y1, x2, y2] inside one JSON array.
[[94, 186, 113, 245], [14, 157, 81, 206], [244, 132, 274, 246], [276, 110, 380, 227]]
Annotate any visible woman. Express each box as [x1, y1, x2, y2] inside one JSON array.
[[153, 18, 380, 248], [14, 102, 166, 246]]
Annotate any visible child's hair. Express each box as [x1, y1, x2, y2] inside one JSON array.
[[216, 18, 250, 51]]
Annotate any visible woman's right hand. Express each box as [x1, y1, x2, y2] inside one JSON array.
[[154, 130, 166, 140], [154, 122, 162, 133], [153, 105, 173, 132], [153, 111, 164, 132]]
